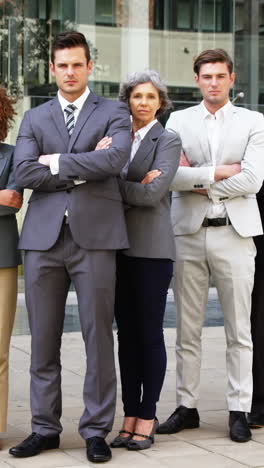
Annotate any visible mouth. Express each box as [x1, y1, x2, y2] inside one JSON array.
[[65, 81, 77, 84]]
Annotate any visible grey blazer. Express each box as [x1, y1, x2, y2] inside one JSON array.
[[14, 92, 131, 251], [0, 143, 21, 267], [118, 122, 181, 260]]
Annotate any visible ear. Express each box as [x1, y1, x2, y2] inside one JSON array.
[[194, 73, 199, 84], [230, 72, 236, 88], [87, 60, 93, 75], [50, 62, 55, 77]]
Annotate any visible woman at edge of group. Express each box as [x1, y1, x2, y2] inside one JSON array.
[[98, 70, 181, 450], [0, 88, 23, 449]]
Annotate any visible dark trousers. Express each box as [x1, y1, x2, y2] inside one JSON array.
[[251, 262, 264, 412], [115, 253, 173, 420]]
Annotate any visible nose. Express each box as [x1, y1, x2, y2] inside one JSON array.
[[66, 65, 74, 76], [211, 76, 217, 86], [139, 96, 147, 105]]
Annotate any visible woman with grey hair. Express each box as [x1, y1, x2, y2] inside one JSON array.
[[98, 70, 181, 450]]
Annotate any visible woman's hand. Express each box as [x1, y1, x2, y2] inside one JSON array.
[[95, 136, 112, 150], [141, 169, 161, 184], [0, 189, 23, 209]]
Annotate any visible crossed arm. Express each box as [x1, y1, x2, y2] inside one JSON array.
[[144, 151, 241, 192], [0, 155, 23, 216], [15, 103, 131, 190]]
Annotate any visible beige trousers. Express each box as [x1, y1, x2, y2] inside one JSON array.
[[0, 267, 17, 432], [174, 225, 255, 412]]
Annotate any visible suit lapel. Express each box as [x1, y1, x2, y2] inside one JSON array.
[[68, 92, 99, 152], [0, 152, 7, 177], [0, 144, 10, 178], [49, 98, 69, 151], [127, 122, 163, 176]]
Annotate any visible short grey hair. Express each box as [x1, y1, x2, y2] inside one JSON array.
[[119, 69, 172, 118]]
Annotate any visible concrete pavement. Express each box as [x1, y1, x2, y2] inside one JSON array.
[[1, 327, 264, 468]]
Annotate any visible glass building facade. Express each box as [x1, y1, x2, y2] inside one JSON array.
[[0, 0, 263, 222]]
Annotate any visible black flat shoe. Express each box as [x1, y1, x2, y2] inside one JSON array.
[[110, 430, 133, 448], [127, 418, 159, 451], [248, 411, 264, 429], [9, 432, 60, 458], [157, 405, 200, 434], [86, 436, 112, 463], [229, 411, 251, 442]]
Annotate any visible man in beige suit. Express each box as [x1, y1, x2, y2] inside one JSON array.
[[156, 49, 264, 442]]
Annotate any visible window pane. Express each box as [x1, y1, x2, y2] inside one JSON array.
[[176, 1, 191, 29]]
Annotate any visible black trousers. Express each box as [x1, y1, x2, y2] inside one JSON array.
[[115, 254, 173, 420], [251, 256, 264, 412]]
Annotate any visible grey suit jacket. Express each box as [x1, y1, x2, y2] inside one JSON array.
[[0, 143, 21, 267], [14, 92, 131, 251], [118, 122, 181, 260], [167, 103, 264, 238]]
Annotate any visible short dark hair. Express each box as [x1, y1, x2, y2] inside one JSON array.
[[119, 70, 172, 118], [193, 48, 233, 76], [51, 30, 91, 64]]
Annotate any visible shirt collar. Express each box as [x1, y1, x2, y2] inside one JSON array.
[[133, 119, 158, 141], [57, 87, 90, 112], [201, 100, 232, 120]]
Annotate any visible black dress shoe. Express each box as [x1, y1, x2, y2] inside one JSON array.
[[229, 411, 252, 442], [9, 432, 60, 458], [247, 411, 264, 429], [156, 405, 200, 434], [86, 436, 112, 463]]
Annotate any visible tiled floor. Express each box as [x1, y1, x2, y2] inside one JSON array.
[[1, 328, 264, 467]]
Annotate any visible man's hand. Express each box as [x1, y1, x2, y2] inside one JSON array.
[[180, 151, 190, 167], [141, 169, 162, 184], [214, 163, 241, 181], [0, 189, 23, 209], [95, 136, 112, 150], [38, 154, 53, 167]]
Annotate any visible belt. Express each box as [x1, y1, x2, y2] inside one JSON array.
[[202, 217, 231, 227]]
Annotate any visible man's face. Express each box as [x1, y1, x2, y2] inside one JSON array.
[[195, 62, 235, 110], [50, 47, 93, 102]]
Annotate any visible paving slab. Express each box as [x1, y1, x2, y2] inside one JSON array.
[[1, 328, 264, 468]]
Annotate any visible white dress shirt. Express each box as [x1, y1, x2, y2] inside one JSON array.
[[121, 119, 157, 178], [49, 88, 90, 216], [202, 100, 232, 218], [49, 87, 90, 177]]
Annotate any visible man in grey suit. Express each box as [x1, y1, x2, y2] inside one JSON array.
[[156, 49, 264, 442], [9, 31, 131, 463]]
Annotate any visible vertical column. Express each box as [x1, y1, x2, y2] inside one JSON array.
[[249, 0, 259, 109], [120, 0, 149, 79], [75, 0, 96, 81], [235, 0, 259, 110]]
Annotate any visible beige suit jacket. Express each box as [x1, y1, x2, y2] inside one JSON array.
[[167, 103, 264, 237]]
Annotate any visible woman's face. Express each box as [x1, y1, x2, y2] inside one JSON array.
[[129, 81, 161, 127]]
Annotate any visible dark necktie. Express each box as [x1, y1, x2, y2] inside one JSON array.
[[65, 104, 76, 136]]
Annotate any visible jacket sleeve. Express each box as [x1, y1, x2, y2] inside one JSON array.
[[58, 102, 131, 181], [118, 131, 181, 207], [209, 112, 264, 203], [166, 113, 213, 191], [14, 111, 76, 192], [0, 148, 23, 216]]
